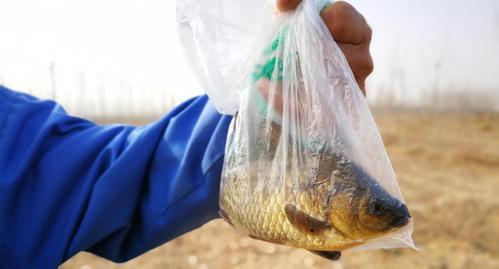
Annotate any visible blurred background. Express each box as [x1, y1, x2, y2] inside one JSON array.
[[1, 0, 498, 268]]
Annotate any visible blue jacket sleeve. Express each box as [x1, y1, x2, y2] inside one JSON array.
[[0, 85, 233, 269]]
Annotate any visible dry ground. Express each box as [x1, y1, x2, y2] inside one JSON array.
[[61, 111, 499, 269]]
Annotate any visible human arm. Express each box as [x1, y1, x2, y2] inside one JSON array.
[[0, 85, 232, 268]]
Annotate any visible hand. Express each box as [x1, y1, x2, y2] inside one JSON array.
[[278, 0, 373, 95]]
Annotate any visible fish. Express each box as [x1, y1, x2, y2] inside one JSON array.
[[219, 143, 411, 260]]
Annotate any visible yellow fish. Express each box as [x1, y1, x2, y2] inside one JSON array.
[[220, 138, 410, 260]]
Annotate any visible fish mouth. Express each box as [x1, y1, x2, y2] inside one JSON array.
[[390, 203, 411, 228]]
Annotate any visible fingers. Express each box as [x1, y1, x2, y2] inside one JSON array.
[[320, 1, 371, 45], [277, 0, 302, 12], [337, 43, 373, 95], [279, 1, 372, 46], [277, 0, 374, 95], [321, 1, 373, 95]]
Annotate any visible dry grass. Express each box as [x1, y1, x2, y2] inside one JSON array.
[[61, 111, 499, 269]]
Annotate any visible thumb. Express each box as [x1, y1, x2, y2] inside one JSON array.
[[277, 0, 302, 12]]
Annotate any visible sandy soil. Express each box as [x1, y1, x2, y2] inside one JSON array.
[[61, 111, 499, 269]]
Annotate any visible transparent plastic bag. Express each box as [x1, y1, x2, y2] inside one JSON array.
[[178, 0, 414, 252], [177, 0, 275, 115]]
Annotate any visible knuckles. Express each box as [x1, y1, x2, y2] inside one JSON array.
[[365, 25, 373, 42], [323, 1, 373, 80], [355, 50, 374, 80], [361, 54, 374, 78], [277, 0, 374, 93], [321, 1, 371, 45]]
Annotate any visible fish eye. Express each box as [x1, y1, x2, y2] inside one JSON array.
[[370, 200, 386, 216]]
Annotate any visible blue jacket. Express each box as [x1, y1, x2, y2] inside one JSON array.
[[0, 85, 232, 269]]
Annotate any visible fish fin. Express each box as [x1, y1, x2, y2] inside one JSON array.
[[284, 204, 331, 234], [249, 234, 283, 245], [309, 250, 342, 261], [219, 209, 233, 226]]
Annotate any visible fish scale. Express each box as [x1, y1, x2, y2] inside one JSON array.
[[220, 165, 354, 251]]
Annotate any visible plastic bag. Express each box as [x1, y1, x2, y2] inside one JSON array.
[[178, 0, 414, 252], [177, 0, 275, 115]]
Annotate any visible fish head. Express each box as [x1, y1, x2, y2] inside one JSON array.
[[324, 154, 411, 240]]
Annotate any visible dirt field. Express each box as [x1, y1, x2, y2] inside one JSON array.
[[61, 111, 499, 269]]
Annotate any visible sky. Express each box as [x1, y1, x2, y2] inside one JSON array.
[[0, 0, 498, 118], [349, 0, 499, 108], [0, 0, 197, 117]]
